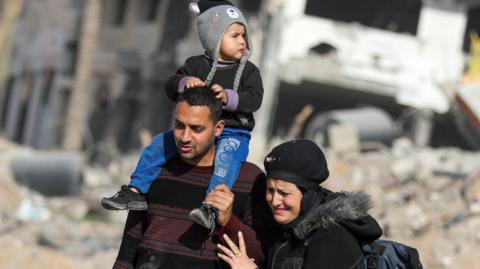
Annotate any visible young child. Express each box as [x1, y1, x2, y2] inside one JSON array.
[[101, 0, 263, 232]]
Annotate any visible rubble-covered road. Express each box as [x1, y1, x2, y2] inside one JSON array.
[[1, 137, 479, 269]]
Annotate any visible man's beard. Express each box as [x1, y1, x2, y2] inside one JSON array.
[[176, 137, 215, 163]]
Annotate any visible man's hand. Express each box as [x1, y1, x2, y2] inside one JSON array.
[[186, 77, 206, 89], [204, 184, 234, 226], [211, 84, 228, 104]]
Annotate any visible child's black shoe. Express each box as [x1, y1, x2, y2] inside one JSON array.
[[101, 185, 148, 211], [189, 204, 217, 233]]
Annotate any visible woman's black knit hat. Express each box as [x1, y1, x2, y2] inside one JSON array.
[[264, 139, 330, 190]]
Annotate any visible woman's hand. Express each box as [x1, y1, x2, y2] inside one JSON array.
[[217, 231, 258, 269]]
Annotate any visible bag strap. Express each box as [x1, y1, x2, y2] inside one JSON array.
[[366, 242, 386, 269]]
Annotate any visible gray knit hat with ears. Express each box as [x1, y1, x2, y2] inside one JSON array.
[[190, 0, 252, 92]]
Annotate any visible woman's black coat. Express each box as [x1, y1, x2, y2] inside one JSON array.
[[263, 191, 383, 269]]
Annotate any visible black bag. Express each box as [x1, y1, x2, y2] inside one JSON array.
[[355, 239, 423, 269]]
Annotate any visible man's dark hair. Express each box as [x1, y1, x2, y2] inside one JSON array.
[[177, 87, 223, 122]]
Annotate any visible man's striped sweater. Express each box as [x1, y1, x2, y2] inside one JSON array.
[[113, 157, 266, 269]]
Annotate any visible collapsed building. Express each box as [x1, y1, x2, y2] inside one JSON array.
[[252, 0, 480, 162], [0, 0, 262, 161], [1, 0, 479, 161]]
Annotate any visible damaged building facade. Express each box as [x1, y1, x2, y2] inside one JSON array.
[[0, 0, 260, 159], [0, 0, 479, 162], [253, 0, 480, 160]]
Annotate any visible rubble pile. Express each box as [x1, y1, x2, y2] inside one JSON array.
[[1, 136, 479, 268], [325, 138, 480, 269], [0, 137, 128, 269]]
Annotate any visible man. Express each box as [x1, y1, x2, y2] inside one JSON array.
[[113, 88, 266, 269]]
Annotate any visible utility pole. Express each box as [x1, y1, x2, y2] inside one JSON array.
[[62, 0, 101, 150]]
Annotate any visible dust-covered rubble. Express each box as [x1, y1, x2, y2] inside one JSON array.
[[325, 138, 480, 268], [1, 136, 479, 268]]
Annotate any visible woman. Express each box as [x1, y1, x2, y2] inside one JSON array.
[[217, 139, 383, 269]]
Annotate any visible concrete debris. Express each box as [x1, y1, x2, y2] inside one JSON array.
[[15, 199, 51, 222], [390, 157, 418, 183], [83, 167, 113, 188], [0, 235, 88, 269], [328, 123, 360, 154], [0, 137, 126, 269], [0, 174, 23, 213], [405, 203, 430, 234], [1, 136, 480, 268], [48, 197, 90, 221], [324, 138, 480, 269], [465, 170, 480, 213]]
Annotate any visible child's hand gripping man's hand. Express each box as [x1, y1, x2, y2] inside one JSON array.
[[211, 84, 228, 105], [185, 77, 206, 89]]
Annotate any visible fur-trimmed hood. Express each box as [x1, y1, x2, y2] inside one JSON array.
[[292, 191, 382, 242]]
